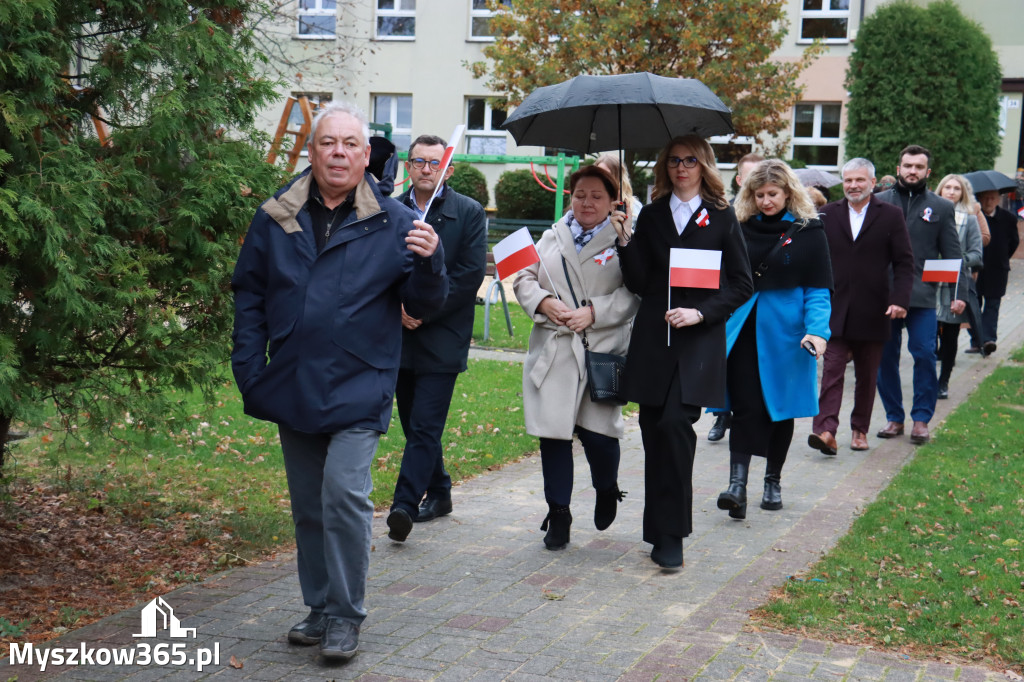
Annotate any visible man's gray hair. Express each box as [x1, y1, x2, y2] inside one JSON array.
[[842, 157, 876, 178], [309, 101, 370, 146]]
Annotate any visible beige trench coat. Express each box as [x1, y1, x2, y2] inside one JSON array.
[[513, 217, 640, 440]]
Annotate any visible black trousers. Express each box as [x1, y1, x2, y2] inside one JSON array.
[[638, 372, 701, 544], [538, 426, 620, 507], [391, 370, 458, 515]]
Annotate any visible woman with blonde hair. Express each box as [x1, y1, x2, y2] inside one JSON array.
[[933, 174, 986, 394], [614, 134, 753, 568], [594, 153, 644, 227], [716, 159, 832, 521]]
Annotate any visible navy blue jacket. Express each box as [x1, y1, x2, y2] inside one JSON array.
[[231, 169, 448, 434]]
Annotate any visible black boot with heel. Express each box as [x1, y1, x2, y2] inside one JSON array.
[[761, 458, 784, 510], [717, 461, 749, 519], [540, 504, 572, 550]]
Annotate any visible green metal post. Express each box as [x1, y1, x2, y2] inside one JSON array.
[[554, 153, 567, 220]]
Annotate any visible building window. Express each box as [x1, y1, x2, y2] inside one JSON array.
[[466, 97, 507, 155], [800, 0, 850, 42], [469, 0, 511, 40], [297, 0, 336, 37], [709, 135, 755, 168], [791, 103, 841, 168], [376, 0, 416, 39], [373, 94, 413, 152]]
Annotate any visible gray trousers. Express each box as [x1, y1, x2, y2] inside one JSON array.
[[279, 425, 379, 626]]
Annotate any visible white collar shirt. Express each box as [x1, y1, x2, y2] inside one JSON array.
[[848, 201, 869, 240], [670, 193, 703, 236]]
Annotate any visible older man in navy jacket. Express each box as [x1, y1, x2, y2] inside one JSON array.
[[231, 102, 448, 662]]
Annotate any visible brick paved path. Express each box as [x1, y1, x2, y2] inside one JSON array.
[[5, 268, 1022, 682]]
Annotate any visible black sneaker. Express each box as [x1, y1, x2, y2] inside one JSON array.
[[937, 384, 949, 400], [387, 508, 413, 542], [320, 619, 359, 661], [982, 341, 997, 356], [287, 611, 329, 645]]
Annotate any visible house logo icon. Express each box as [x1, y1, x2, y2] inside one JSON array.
[[133, 596, 197, 638]]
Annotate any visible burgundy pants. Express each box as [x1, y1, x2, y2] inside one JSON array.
[[813, 336, 885, 437]]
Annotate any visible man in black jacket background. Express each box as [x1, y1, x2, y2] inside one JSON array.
[[386, 134, 488, 543]]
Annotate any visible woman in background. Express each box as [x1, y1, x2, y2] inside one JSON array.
[[595, 153, 644, 228]]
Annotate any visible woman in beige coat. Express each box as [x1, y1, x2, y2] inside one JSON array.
[[514, 166, 640, 550]]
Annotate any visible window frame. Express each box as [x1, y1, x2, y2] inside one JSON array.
[[708, 135, 756, 169], [468, 0, 511, 42], [296, 0, 337, 40], [465, 97, 508, 156], [797, 0, 851, 44], [372, 94, 413, 152], [790, 102, 842, 169], [375, 0, 416, 41]]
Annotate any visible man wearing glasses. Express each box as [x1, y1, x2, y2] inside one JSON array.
[[386, 134, 487, 543]]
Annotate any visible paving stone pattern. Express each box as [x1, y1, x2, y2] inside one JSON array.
[[5, 268, 1023, 682]]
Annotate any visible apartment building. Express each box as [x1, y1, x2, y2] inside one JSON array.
[[256, 0, 1024, 202]]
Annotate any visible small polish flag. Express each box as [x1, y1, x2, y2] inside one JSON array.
[[420, 124, 466, 218], [921, 259, 960, 283], [695, 208, 710, 227], [670, 248, 722, 289], [1017, 206, 1024, 220], [493, 227, 540, 280]]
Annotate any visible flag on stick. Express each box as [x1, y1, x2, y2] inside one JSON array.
[[669, 248, 722, 289], [420, 124, 466, 219], [493, 227, 540, 280], [921, 259, 960, 284]]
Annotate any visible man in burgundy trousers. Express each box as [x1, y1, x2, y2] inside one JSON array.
[[809, 158, 915, 454]]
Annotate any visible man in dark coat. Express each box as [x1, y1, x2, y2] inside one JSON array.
[[231, 102, 448, 662], [971, 189, 1020, 354], [386, 134, 487, 542], [809, 158, 914, 455], [874, 145, 966, 445]]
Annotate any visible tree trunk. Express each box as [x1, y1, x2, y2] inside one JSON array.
[[1, 413, 11, 474]]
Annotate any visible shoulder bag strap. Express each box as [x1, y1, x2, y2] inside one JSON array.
[[754, 221, 804, 279], [560, 256, 590, 349]]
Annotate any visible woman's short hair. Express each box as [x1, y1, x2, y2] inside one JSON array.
[[734, 159, 818, 222], [806, 186, 828, 209], [651, 135, 728, 209], [569, 165, 617, 198], [934, 173, 975, 211]]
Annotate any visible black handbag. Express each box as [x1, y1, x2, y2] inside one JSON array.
[[561, 257, 627, 405]]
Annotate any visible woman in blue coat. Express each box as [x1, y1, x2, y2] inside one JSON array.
[[716, 160, 833, 520]]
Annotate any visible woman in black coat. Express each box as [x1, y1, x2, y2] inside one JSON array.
[[614, 135, 753, 569]]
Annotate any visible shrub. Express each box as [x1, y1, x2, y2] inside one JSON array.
[[494, 169, 559, 220], [448, 163, 489, 208]]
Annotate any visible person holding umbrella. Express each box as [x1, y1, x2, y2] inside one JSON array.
[[615, 135, 752, 569], [970, 187, 1020, 355]]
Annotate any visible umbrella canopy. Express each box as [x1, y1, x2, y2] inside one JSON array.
[[793, 168, 842, 188], [963, 170, 1016, 194], [501, 73, 734, 154]]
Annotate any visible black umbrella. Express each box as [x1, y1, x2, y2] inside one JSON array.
[[501, 73, 734, 200], [963, 170, 1016, 194]]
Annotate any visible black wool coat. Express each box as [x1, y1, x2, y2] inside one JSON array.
[[977, 206, 1020, 298], [618, 196, 753, 408]]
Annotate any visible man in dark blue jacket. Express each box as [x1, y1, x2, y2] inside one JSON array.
[[386, 135, 487, 542], [231, 102, 448, 662]]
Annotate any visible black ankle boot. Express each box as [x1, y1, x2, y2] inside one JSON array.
[[761, 460, 783, 510], [594, 485, 626, 531], [540, 504, 572, 550], [716, 462, 749, 519], [650, 534, 683, 568]]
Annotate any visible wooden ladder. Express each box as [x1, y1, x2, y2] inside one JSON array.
[[267, 96, 317, 172]]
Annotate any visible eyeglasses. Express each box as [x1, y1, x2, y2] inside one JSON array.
[[410, 158, 442, 170], [667, 156, 699, 169]]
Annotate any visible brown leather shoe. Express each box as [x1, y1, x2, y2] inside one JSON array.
[[910, 421, 930, 444], [850, 431, 869, 451], [876, 421, 904, 439], [807, 431, 838, 456]]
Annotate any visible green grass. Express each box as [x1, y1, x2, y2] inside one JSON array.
[[473, 298, 532, 351], [7, 358, 535, 559], [756, 358, 1024, 670]]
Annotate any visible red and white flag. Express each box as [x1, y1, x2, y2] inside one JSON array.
[[1017, 206, 1024, 220], [421, 124, 466, 218], [493, 227, 540, 280], [921, 259, 960, 283], [669, 248, 721, 289]]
